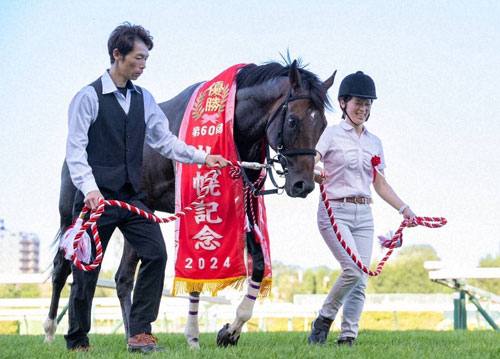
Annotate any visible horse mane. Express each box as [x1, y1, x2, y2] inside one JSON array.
[[236, 62, 332, 113]]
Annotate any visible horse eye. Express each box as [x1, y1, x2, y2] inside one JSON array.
[[288, 117, 297, 129]]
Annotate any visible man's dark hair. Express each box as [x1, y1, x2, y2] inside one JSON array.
[[108, 22, 154, 64]]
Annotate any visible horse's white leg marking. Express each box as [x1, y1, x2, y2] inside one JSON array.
[[227, 280, 261, 337], [184, 293, 200, 350], [43, 317, 57, 343]]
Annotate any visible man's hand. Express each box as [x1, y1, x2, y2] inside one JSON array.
[[205, 154, 230, 168], [84, 190, 104, 210]]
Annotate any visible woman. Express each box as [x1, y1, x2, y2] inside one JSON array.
[[308, 71, 416, 346]]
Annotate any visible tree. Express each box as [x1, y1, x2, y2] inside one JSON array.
[[271, 261, 301, 302], [0, 284, 40, 298], [367, 245, 451, 294], [272, 244, 450, 301], [272, 262, 342, 301], [469, 253, 500, 294]]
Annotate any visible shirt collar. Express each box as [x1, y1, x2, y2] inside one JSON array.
[[339, 119, 369, 135], [101, 70, 141, 95]]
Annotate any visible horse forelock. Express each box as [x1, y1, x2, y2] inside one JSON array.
[[236, 62, 331, 115]]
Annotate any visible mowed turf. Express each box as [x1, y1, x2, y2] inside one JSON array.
[[0, 330, 499, 359]]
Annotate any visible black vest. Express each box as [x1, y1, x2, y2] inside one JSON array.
[[86, 77, 145, 195]]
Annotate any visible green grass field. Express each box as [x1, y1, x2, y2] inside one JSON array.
[[1, 331, 499, 359]]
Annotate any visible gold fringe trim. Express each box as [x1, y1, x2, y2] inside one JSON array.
[[172, 276, 247, 297], [259, 277, 273, 297], [172, 276, 273, 297]]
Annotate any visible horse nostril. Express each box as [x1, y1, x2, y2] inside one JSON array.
[[292, 180, 314, 197], [292, 181, 306, 195]]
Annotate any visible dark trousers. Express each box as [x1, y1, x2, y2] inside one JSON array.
[[64, 185, 167, 349]]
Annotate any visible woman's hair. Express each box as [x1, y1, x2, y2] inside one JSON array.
[[339, 96, 374, 119], [339, 95, 352, 119], [107, 22, 154, 64]]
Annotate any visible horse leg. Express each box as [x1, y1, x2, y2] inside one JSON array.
[[183, 291, 201, 349], [44, 248, 72, 342], [115, 239, 139, 340], [217, 231, 264, 347]]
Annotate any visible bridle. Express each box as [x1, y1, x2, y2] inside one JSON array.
[[239, 86, 318, 196]]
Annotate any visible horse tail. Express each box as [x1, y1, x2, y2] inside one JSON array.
[[48, 160, 77, 262], [50, 228, 63, 249]]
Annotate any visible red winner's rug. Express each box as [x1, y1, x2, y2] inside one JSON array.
[[173, 64, 272, 296]]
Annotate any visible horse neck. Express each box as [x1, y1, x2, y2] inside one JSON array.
[[234, 77, 289, 162], [158, 82, 202, 137]]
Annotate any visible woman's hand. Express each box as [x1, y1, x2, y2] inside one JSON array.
[[403, 207, 417, 227], [314, 166, 328, 184]]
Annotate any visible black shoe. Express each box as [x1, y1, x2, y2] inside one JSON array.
[[336, 337, 355, 347], [68, 345, 90, 352], [307, 315, 333, 345]]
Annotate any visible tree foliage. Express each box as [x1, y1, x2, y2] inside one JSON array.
[[469, 252, 500, 295], [0, 284, 41, 298], [367, 245, 448, 294], [273, 245, 452, 301]]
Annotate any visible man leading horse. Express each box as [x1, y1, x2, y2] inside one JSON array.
[[63, 22, 228, 353]]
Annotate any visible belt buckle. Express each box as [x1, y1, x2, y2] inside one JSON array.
[[355, 197, 365, 204]]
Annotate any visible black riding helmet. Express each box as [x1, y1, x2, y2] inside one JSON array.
[[338, 71, 377, 100], [338, 71, 376, 122]]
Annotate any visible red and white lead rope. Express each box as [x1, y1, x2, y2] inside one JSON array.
[[319, 183, 447, 276], [69, 161, 265, 272], [70, 166, 224, 271], [70, 162, 443, 276]]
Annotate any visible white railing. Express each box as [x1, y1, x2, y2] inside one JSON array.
[[4, 293, 500, 334]]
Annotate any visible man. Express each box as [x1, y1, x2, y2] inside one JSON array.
[[64, 22, 228, 353]]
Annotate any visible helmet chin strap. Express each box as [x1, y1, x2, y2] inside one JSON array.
[[341, 105, 370, 125]]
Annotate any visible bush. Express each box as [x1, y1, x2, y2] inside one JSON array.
[[229, 312, 444, 332], [0, 321, 19, 334], [360, 311, 444, 330]]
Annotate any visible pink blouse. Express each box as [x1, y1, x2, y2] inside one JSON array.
[[316, 120, 386, 200]]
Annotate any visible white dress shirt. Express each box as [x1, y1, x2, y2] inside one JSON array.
[[66, 70, 207, 196], [316, 120, 386, 199]]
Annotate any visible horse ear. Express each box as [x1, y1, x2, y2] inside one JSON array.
[[288, 59, 302, 90], [322, 70, 337, 91]]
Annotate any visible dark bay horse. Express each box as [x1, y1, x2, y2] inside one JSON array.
[[44, 61, 336, 348]]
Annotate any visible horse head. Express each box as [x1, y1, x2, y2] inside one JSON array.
[[265, 60, 336, 197]]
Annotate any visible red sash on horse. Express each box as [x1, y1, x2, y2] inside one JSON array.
[[174, 64, 272, 296]]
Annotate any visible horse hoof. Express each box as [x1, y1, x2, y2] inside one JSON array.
[[43, 318, 57, 343], [216, 323, 240, 347], [188, 338, 200, 350]]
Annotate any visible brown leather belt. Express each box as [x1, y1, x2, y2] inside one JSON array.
[[329, 197, 373, 204]]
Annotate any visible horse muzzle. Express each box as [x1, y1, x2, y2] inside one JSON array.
[[287, 178, 315, 198]]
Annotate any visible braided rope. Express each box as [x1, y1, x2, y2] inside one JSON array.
[[319, 183, 447, 277], [71, 167, 222, 271], [245, 170, 266, 225]]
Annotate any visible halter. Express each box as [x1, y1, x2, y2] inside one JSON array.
[[238, 87, 317, 196], [265, 87, 317, 162]]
